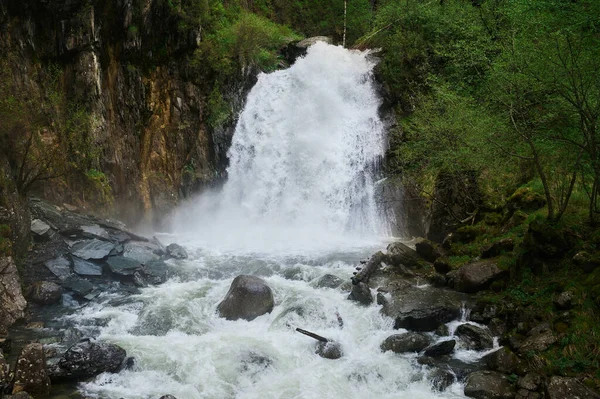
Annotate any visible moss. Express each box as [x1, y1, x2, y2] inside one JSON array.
[[508, 187, 546, 211], [0, 223, 12, 256], [484, 212, 503, 226]]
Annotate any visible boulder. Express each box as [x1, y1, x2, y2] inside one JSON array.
[[455, 324, 494, 350], [0, 257, 27, 335], [52, 341, 126, 380], [415, 238, 443, 262], [315, 341, 343, 359], [434, 257, 452, 274], [573, 251, 600, 273], [12, 343, 51, 396], [122, 241, 161, 264], [464, 370, 516, 399], [72, 256, 103, 276], [61, 277, 95, 298], [452, 261, 506, 293], [31, 219, 52, 238], [517, 373, 542, 392], [315, 274, 344, 289], [0, 349, 10, 389], [518, 329, 556, 354], [44, 256, 72, 279], [381, 284, 467, 332], [483, 347, 521, 374], [133, 260, 168, 286], [166, 243, 188, 259], [424, 340, 456, 357], [79, 224, 110, 240], [29, 281, 62, 305], [70, 239, 115, 260], [430, 368, 456, 392], [553, 291, 574, 310], [159, 396, 178, 399], [419, 356, 485, 382], [507, 188, 546, 212], [217, 275, 274, 321], [347, 282, 373, 306], [546, 376, 600, 399], [386, 242, 421, 267], [380, 332, 431, 353], [482, 239, 515, 259], [106, 256, 142, 276]]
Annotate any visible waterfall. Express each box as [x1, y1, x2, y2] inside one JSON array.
[[172, 42, 389, 253]]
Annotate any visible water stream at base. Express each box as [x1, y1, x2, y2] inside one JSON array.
[[55, 43, 494, 398]]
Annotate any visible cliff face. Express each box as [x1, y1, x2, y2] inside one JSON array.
[[0, 0, 251, 226]]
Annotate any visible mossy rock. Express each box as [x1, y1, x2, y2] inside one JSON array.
[[508, 187, 546, 212], [484, 212, 503, 226], [522, 220, 573, 260], [589, 284, 600, 308], [454, 225, 483, 244]]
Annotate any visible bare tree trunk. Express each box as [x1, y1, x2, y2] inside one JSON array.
[[343, 0, 347, 48]]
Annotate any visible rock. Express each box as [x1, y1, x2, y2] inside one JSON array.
[[122, 241, 161, 264], [217, 275, 274, 321], [430, 368, 456, 392], [347, 282, 373, 305], [133, 260, 168, 286], [80, 224, 111, 240], [452, 261, 507, 293], [52, 341, 126, 380], [44, 256, 72, 279], [70, 239, 115, 260], [517, 373, 541, 391], [380, 332, 432, 353], [0, 349, 10, 388], [507, 188, 546, 212], [12, 343, 51, 396], [434, 257, 452, 274], [61, 276, 94, 297], [31, 219, 51, 236], [166, 243, 188, 259], [106, 256, 142, 276], [553, 291, 574, 310], [6, 392, 35, 398], [0, 257, 27, 335], [546, 376, 600, 399], [315, 341, 342, 359], [518, 329, 556, 354], [315, 274, 344, 289], [424, 340, 456, 357], [522, 220, 572, 262], [72, 256, 103, 276], [381, 284, 466, 331], [415, 238, 443, 262], [482, 239, 515, 259], [483, 347, 521, 374], [436, 324, 450, 337], [455, 324, 494, 350], [386, 241, 421, 267], [470, 302, 498, 324], [573, 251, 600, 273], [419, 356, 485, 382], [464, 370, 516, 399], [159, 396, 178, 399], [488, 318, 507, 337], [30, 281, 62, 305]]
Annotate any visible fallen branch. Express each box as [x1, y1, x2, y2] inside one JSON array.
[[295, 328, 329, 342]]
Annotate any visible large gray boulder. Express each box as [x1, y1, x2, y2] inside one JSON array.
[[464, 370, 516, 399], [380, 332, 431, 353], [51, 341, 126, 380], [451, 261, 506, 293], [455, 324, 494, 351], [315, 341, 343, 359], [70, 239, 115, 260], [424, 340, 456, 357], [0, 257, 27, 335], [166, 243, 188, 259], [347, 282, 373, 305], [217, 275, 274, 321], [386, 241, 421, 267], [546, 376, 600, 399], [29, 281, 62, 305], [12, 343, 51, 396]]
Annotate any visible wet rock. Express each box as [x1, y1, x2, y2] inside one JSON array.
[[315, 274, 344, 289], [483, 347, 521, 374], [133, 260, 168, 286], [415, 238, 443, 262], [52, 341, 126, 380], [347, 282, 373, 305], [0, 349, 10, 389], [159, 396, 177, 399], [489, 318, 506, 337], [72, 256, 103, 276], [455, 324, 494, 350], [430, 368, 456, 392], [481, 239, 515, 259], [12, 343, 51, 396], [122, 241, 161, 264], [452, 261, 507, 293], [106, 256, 142, 276], [419, 356, 484, 382], [517, 373, 542, 392], [553, 291, 574, 310], [470, 303, 498, 324], [380, 332, 431, 353], [217, 275, 274, 321], [0, 257, 27, 335], [424, 340, 456, 357], [80, 224, 110, 240], [434, 257, 452, 274], [30, 281, 62, 305], [381, 284, 466, 332], [464, 370, 516, 399], [70, 239, 115, 260], [0, 337, 11, 353], [44, 256, 72, 279], [429, 273, 447, 287], [31, 219, 51, 237], [315, 341, 342, 359], [546, 376, 600, 399], [61, 277, 94, 297], [518, 328, 556, 354], [386, 241, 421, 267], [166, 243, 188, 259]]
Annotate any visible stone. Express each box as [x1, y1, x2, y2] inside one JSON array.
[[415, 238, 443, 262], [0, 337, 11, 353], [0, 257, 27, 335], [452, 261, 507, 293], [122, 241, 161, 264], [6, 392, 35, 399], [12, 343, 51, 396], [106, 256, 142, 276], [166, 243, 188, 259], [0, 349, 10, 389], [483, 347, 521, 374], [381, 284, 466, 332], [72, 256, 103, 276], [424, 340, 456, 357], [455, 324, 494, 350], [70, 239, 115, 260], [419, 356, 485, 382], [133, 260, 168, 286], [52, 341, 127, 380], [347, 282, 373, 305], [315, 341, 343, 359], [380, 332, 431, 353], [159, 396, 178, 399], [546, 376, 600, 399], [31, 219, 51, 236], [61, 277, 94, 297], [573, 251, 600, 273], [430, 368, 455, 392], [517, 373, 541, 391], [470, 302, 499, 324], [217, 275, 274, 321], [386, 241, 421, 267], [436, 324, 450, 336], [315, 274, 344, 289], [30, 281, 62, 305], [482, 239, 515, 259], [518, 329, 556, 354], [464, 370, 516, 399], [44, 256, 72, 279], [80, 224, 110, 240], [488, 318, 506, 337], [553, 291, 574, 310], [434, 257, 452, 274]]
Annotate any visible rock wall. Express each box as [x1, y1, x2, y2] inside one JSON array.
[[0, 0, 253, 226]]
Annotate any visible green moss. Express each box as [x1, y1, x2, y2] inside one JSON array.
[[0, 223, 11, 256]]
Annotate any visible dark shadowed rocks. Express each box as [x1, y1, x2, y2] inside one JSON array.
[[29, 281, 62, 305], [424, 340, 456, 357], [12, 343, 51, 396], [217, 275, 274, 321], [455, 324, 494, 351], [464, 370, 516, 399], [545, 376, 600, 399], [380, 332, 432, 353], [70, 239, 115, 260], [451, 261, 506, 293], [347, 282, 373, 305], [51, 341, 126, 380], [386, 241, 421, 267], [315, 341, 343, 359]]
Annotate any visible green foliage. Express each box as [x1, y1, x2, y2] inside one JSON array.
[[206, 85, 231, 130]]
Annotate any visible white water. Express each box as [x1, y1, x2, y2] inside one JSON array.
[[65, 43, 486, 399]]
